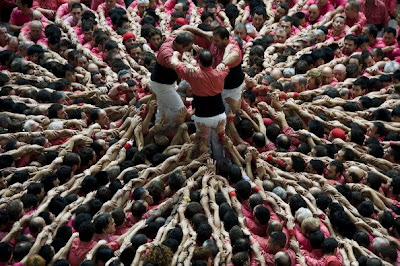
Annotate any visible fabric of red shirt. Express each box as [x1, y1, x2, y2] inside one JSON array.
[[68, 238, 97, 266], [345, 12, 367, 35], [174, 64, 229, 96], [33, 0, 67, 11], [92, 0, 124, 10], [359, 0, 389, 26], [9, 8, 32, 26], [195, 36, 242, 68], [156, 35, 176, 69], [305, 0, 334, 15]]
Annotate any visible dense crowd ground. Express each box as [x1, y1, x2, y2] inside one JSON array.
[[1, 0, 400, 265]]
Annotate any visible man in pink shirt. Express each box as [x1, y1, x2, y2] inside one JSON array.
[[92, 0, 124, 11], [359, 0, 389, 31], [21, 20, 48, 46], [344, 1, 367, 35], [33, 0, 67, 19], [321, 67, 338, 86], [341, 34, 358, 56], [303, 0, 334, 17], [382, 27, 398, 60], [304, 4, 323, 27], [9, 0, 33, 33], [68, 221, 97, 266], [64, 3, 83, 27], [0, 25, 10, 49], [362, 24, 385, 49], [97, 0, 125, 18]]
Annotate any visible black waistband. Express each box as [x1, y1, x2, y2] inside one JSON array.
[[224, 63, 245, 90], [151, 61, 178, 85], [193, 93, 225, 117]]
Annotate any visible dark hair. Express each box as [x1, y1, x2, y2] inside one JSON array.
[[308, 120, 324, 138], [310, 159, 324, 175], [322, 237, 338, 254], [236, 180, 252, 200], [291, 155, 306, 172], [254, 205, 270, 224], [0, 242, 12, 262], [309, 230, 325, 249], [353, 231, 370, 247], [94, 213, 112, 234], [175, 31, 194, 46], [213, 26, 230, 40], [79, 221, 95, 242], [199, 49, 213, 67]]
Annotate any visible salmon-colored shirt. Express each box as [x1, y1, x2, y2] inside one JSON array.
[[68, 238, 97, 266], [359, 0, 389, 26], [174, 64, 229, 97], [33, 0, 67, 12], [92, 0, 124, 11], [345, 12, 367, 34], [305, 0, 334, 15]]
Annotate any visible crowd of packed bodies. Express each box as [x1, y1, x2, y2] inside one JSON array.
[[3, 0, 400, 265]]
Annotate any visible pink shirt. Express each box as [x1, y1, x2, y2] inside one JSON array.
[[345, 12, 367, 34], [246, 217, 268, 237], [369, 37, 385, 49], [331, 0, 347, 8], [327, 27, 348, 41], [305, 0, 334, 15], [56, 3, 70, 19], [33, 0, 67, 13], [9, 8, 32, 26], [68, 238, 97, 266], [97, 3, 125, 16], [383, 0, 397, 16], [92, 0, 124, 10], [359, 0, 389, 26]]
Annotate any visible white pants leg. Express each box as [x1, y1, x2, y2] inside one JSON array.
[[192, 113, 227, 159], [149, 80, 184, 126], [221, 81, 245, 114]]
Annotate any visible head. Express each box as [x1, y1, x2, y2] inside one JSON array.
[[333, 64, 346, 82]]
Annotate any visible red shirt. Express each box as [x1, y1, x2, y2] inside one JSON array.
[[156, 35, 176, 69], [9, 8, 32, 26], [195, 36, 242, 68], [68, 238, 97, 266], [174, 64, 229, 96], [359, 0, 389, 26], [305, 0, 334, 15], [345, 12, 367, 34]]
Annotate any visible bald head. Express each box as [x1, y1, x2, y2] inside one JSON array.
[[268, 220, 283, 235], [32, 11, 42, 21], [270, 69, 283, 80], [321, 67, 333, 84], [29, 217, 46, 235], [274, 251, 291, 266], [333, 64, 346, 82], [372, 237, 390, 253]]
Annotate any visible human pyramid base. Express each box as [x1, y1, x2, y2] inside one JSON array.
[[1, 0, 400, 265]]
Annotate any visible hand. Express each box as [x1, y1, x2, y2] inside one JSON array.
[[192, 44, 203, 53], [216, 63, 226, 71], [245, 152, 252, 164], [187, 177, 195, 188], [215, 119, 226, 133]]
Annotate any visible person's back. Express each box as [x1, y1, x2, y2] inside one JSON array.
[[68, 221, 96, 266]]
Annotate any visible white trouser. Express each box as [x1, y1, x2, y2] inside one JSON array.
[[192, 112, 226, 160], [221, 81, 245, 114], [149, 80, 185, 126]]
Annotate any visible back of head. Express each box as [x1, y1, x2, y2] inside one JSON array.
[[199, 50, 213, 67]]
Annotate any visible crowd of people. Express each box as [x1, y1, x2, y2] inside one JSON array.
[[1, 0, 400, 265]]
